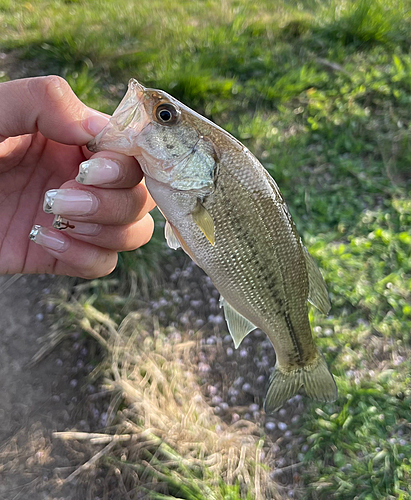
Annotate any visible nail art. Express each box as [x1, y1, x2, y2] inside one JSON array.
[[43, 189, 58, 213], [29, 224, 41, 241], [52, 215, 101, 235], [76, 158, 121, 185], [53, 215, 75, 230], [42, 189, 98, 216], [76, 162, 89, 184], [28, 225, 69, 252]]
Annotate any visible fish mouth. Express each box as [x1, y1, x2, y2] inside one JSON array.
[[87, 79, 149, 155]]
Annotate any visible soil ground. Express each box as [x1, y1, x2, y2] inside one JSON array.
[[0, 274, 88, 500]]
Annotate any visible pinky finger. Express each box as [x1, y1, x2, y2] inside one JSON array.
[[29, 225, 118, 279]]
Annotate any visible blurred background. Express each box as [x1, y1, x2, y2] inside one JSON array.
[[1, 0, 411, 499]]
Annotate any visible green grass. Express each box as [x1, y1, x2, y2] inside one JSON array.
[[2, 0, 411, 498]]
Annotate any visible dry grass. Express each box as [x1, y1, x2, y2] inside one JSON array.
[[50, 296, 282, 500]]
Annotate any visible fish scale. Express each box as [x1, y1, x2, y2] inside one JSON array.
[[201, 149, 314, 367], [88, 78, 338, 413]]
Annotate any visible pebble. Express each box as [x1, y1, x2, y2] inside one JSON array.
[[45, 302, 55, 313], [278, 422, 288, 431], [70, 379, 78, 388], [233, 377, 244, 387], [190, 300, 203, 309], [249, 403, 259, 412], [36, 313, 44, 321], [228, 387, 239, 397], [242, 382, 252, 393], [208, 385, 218, 396], [179, 315, 190, 325], [265, 421, 276, 431], [226, 347, 233, 357], [91, 408, 100, 420], [100, 412, 108, 426], [211, 395, 223, 405], [198, 362, 211, 373]]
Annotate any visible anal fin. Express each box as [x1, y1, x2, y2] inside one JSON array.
[[220, 296, 256, 348]]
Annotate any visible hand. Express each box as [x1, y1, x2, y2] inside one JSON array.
[[0, 76, 155, 278]]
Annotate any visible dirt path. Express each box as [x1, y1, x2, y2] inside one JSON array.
[[0, 274, 88, 500]]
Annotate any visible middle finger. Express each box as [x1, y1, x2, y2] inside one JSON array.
[[43, 179, 156, 225]]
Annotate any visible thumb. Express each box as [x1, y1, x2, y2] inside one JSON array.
[[0, 76, 109, 145]]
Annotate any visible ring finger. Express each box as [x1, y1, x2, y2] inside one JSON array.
[[52, 212, 154, 251]]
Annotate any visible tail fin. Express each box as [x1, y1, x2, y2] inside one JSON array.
[[264, 351, 337, 414]]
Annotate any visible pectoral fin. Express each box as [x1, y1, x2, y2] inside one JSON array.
[[220, 296, 256, 348], [303, 247, 331, 315], [192, 201, 215, 246], [165, 220, 181, 250]]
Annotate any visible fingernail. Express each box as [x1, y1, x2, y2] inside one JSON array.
[[83, 109, 110, 137], [43, 189, 98, 216], [29, 225, 69, 252], [53, 216, 101, 236], [76, 158, 121, 185]]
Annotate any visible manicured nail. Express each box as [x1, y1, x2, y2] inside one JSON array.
[[53, 215, 101, 236], [83, 109, 110, 137], [43, 189, 98, 216], [76, 158, 121, 185], [29, 225, 69, 252]]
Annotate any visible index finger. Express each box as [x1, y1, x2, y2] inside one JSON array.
[[0, 76, 109, 145]]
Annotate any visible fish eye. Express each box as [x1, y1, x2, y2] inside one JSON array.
[[154, 103, 180, 125]]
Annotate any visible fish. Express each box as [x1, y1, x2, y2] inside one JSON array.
[[88, 79, 338, 413]]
